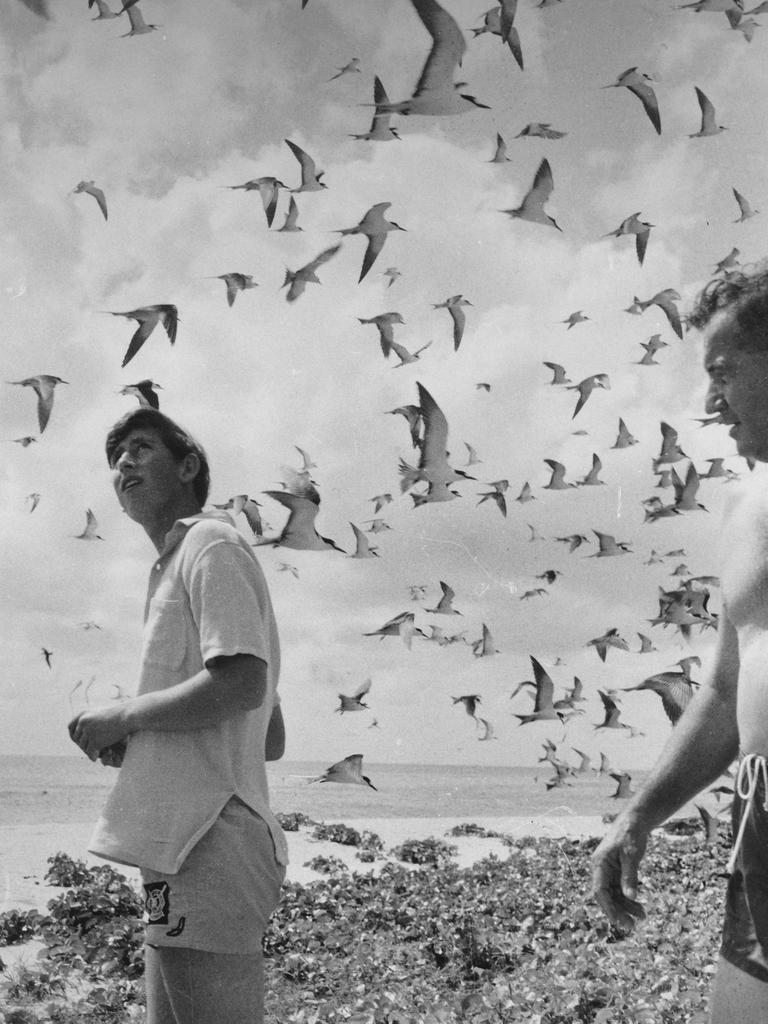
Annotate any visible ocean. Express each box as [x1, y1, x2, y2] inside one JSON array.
[[0, 755, 647, 828]]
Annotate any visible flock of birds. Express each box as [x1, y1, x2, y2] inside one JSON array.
[[9, 0, 759, 825]]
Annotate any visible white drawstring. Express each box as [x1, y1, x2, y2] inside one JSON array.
[[726, 754, 768, 875]]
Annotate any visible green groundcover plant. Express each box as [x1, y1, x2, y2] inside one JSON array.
[[0, 822, 727, 1023]]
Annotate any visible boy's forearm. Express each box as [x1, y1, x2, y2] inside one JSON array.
[[124, 660, 267, 734]]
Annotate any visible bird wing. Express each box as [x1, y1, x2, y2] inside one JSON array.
[[305, 242, 342, 275], [263, 490, 323, 549], [285, 139, 319, 187], [529, 656, 555, 711], [449, 306, 465, 350], [417, 382, 452, 480], [121, 314, 158, 368], [625, 74, 661, 134], [258, 180, 280, 227], [519, 158, 555, 217], [570, 380, 592, 419], [85, 184, 108, 221], [359, 232, 386, 282], [410, 0, 466, 100], [353, 677, 373, 700]]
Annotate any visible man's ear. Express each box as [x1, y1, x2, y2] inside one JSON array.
[[179, 452, 200, 484]]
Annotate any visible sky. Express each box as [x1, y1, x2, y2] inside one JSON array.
[[2, 0, 767, 774]]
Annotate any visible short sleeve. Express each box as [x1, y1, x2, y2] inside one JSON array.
[[186, 539, 271, 667]]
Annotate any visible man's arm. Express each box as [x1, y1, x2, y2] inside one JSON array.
[[265, 703, 285, 761], [591, 610, 740, 932], [69, 654, 267, 761]]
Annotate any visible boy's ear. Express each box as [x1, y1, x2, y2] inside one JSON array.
[[179, 452, 200, 484]]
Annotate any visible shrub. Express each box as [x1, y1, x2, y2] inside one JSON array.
[[276, 811, 317, 832], [311, 822, 362, 846], [391, 837, 457, 867], [303, 855, 349, 875]]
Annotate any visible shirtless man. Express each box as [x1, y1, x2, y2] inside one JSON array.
[[592, 265, 768, 1023]]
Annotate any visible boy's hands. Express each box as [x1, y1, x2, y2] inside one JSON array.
[[68, 704, 131, 762]]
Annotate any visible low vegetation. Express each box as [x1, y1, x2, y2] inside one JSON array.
[[0, 820, 727, 1023]]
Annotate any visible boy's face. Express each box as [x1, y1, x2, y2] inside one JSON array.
[[110, 426, 196, 522]]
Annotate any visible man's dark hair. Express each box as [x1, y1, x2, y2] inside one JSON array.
[[689, 260, 768, 351], [106, 408, 211, 506]]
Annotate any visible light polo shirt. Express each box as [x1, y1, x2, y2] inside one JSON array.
[[89, 510, 289, 875]]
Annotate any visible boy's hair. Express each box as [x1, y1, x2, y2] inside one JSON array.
[[105, 408, 211, 505], [689, 259, 768, 351]]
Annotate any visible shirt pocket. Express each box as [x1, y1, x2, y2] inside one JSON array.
[[142, 598, 186, 669]]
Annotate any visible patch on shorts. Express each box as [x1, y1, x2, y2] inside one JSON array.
[[143, 881, 170, 925]]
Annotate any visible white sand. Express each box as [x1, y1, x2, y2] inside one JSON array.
[[0, 814, 606, 973]]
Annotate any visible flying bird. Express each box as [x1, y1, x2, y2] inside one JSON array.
[[327, 57, 361, 81], [561, 310, 589, 328], [121, 3, 159, 35], [514, 656, 564, 723], [284, 139, 326, 192], [501, 158, 561, 230], [336, 678, 372, 713], [74, 509, 104, 541], [349, 523, 379, 558], [282, 243, 342, 302], [636, 289, 683, 338], [119, 379, 162, 409], [587, 628, 630, 662], [489, 132, 511, 163], [72, 180, 108, 221], [102, 305, 178, 368], [89, 0, 120, 17], [543, 458, 575, 490], [655, 421, 688, 466], [376, 0, 490, 115], [426, 580, 462, 615], [277, 196, 303, 232], [432, 294, 472, 350], [383, 267, 402, 286], [26, 493, 41, 512], [515, 481, 535, 503], [592, 531, 632, 556], [604, 212, 653, 265], [556, 533, 590, 553], [610, 772, 634, 799], [390, 339, 432, 366], [567, 373, 610, 418], [364, 611, 425, 649], [472, 623, 499, 657], [595, 691, 629, 731], [7, 375, 67, 433], [398, 382, 469, 499], [612, 418, 638, 448], [310, 754, 377, 790], [543, 361, 571, 385], [41, 647, 53, 669], [689, 86, 726, 137], [637, 334, 668, 365], [578, 453, 605, 486], [452, 694, 481, 717], [258, 491, 344, 552], [350, 77, 401, 142], [209, 273, 258, 307], [516, 122, 567, 139], [226, 176, 287, 227], [623, 669, 698, 725], [733, 187, 758, 221], [604, 67, 661, 135], [357, 312, 406, 358], [337, 203, 405, 283], [477, 479, 509, 517]]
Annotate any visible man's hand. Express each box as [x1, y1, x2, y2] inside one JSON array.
[[591, 818, 649, 934], [68, 704, 131, 762]]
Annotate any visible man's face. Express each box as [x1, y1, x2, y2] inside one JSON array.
[[704, 312, 768, 462], [110, 427, 193, 522]]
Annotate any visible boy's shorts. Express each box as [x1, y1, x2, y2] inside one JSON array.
[[721, 780, 768, 982], [141, 797, 285, 954]]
